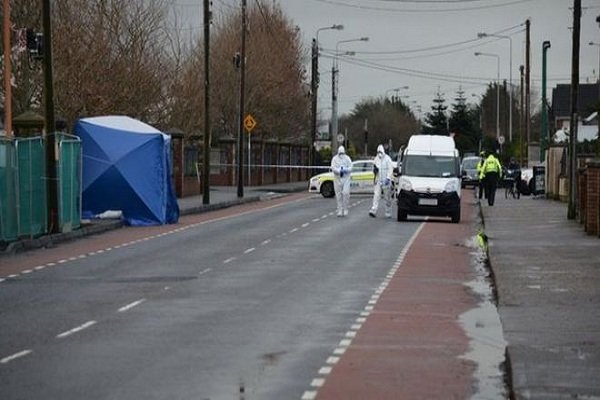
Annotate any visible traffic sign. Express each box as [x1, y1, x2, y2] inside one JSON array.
[[244, 114, 257, 133], [498, 135, 505, 145]]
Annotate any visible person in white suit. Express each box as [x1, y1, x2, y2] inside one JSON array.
[[330, 145, 353, 217], [369, 144, 394, 218]]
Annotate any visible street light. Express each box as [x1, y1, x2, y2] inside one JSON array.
[[385, 86, 409, 104], [478, 32, 513, 142], [331, 36, 369, 150], [475, 51, 501, 151], [310, 24, 343, 168]]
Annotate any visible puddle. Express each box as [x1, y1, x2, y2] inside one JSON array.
[[460, 238, 508, 399]]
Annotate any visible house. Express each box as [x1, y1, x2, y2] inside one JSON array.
[[551, 83, 599, 143]]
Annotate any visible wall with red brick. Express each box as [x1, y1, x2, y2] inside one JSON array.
[[585, 161, 600, 236]]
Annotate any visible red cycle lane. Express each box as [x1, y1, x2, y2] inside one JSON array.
[[316, 195, 478, 400]]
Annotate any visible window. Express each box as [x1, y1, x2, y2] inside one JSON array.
[[403, 155, 458, 178]]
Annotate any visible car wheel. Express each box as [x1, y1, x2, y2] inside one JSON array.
[[397, 208, 407, 222], [321, 181, 335, 198], [451, 208, 461, 223]]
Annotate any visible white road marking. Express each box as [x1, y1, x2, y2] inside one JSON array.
[[301, 391, 317, 400], [289, 228, 298, 233], [311, 378, 325, 387], [0, 278, 5, 283], [244, 248, 255, 254], [301, 223, 310, 228], [319, 366, 332, 375], [21, 270, 32, 274], [8, 274, 18, 279], [326, 356, 340, 365], [345, 331, 357, 338], [312, 218, 320, 222], [261, 239, 271, 245], [56, 320, 97, 339], [58, 259, 68, 264], [356, 317, 367, 323], [333, 347, 346, 355], [223, 257, 236, 264], [1, 350, 32, 364], [47, 262, 56, 266], [118, 299, 146, 313], [339, 339, 352, 347], [351, 324, 362, 331], [68, 256, 78, 261], [198, 268, 212, 276]]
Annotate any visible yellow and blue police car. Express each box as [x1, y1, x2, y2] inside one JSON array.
[[308, 160, 378, 198]]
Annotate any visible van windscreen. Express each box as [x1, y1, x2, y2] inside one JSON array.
[[402, 155, 458, 178]]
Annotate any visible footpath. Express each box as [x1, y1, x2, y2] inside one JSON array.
[[481, 193, 600, 399]]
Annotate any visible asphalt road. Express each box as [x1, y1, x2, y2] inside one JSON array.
[[0, 193, 421, 400]]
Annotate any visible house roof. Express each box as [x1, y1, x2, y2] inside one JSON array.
[[551, 83, 600, 119]]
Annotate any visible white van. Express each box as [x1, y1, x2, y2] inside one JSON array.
[[396, 135, 461, 223]]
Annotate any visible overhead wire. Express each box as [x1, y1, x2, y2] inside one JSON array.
[[310, 0, 535, 13]]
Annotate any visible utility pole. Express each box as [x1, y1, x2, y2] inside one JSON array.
[[42, 0, 58, 233], [237, 0, 247, 198], [3, 0, 12, 137], [202, 0, 211, 205], [525, 18, 531, 165], [520, 65, 525, 167], [310, 38, 318, 170], [331, 61, 338, 150], [568, 0, 581, 220], [541, 41, 551, 163]]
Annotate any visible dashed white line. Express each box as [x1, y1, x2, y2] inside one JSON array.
[[261, 239, 271, 245], [326, 356, 340, 365], [289, 228, 298, 233], [312, 218, 320, 222], [21, 270, 32, 274], [318, 366, 332, 375], [47, 262, 56, 266], [8, 274, 18, 279], [0, 278, 5, 283], [198, 268, 212, 276], [223, 257, 236, 264], [301, 223, 310, 228], [58, 259, 68, 264], [311, 378, 325, 387], [244, 247, 255, 254], [301, 391, 317, 400], [118, 299, 146, 313], [56, 320, 97, 339], [333, 347, 346, 355], [1, 350, 32, 364]]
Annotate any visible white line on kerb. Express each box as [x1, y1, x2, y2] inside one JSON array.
[[56, 320, 97, 339], [1, 349, 32, 364], [118, 299, 146, 313]]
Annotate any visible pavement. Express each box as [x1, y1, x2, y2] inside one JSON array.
[[481, 192, 600, 399], [2, 180, 600, 398]]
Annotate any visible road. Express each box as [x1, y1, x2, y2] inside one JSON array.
[[1, 193, 431, 399]]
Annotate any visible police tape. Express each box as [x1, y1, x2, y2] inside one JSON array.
[[201, 163, 331, 170]]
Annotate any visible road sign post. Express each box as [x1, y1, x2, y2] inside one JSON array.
[[244, 114, 257, 185]]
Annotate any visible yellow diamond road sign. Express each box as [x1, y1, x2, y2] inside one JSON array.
[[244, 114, 257, 133]]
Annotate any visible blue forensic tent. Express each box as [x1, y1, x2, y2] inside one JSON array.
[[75, 116, 179, 226]]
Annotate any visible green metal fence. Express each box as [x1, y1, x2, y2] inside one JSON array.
[[16, 137, 48, 238], [57, 133, 82, 232], [0, 134, 82, 243], [0, 138, 18, 241]]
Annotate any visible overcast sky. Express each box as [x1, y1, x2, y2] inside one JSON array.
[[176, 0, 600, 118]]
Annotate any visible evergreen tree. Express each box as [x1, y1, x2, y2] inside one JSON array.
[[422, 90, 448, 136], [449, 88, 478, 154]]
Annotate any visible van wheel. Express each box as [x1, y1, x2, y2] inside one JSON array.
[[321, 181, 335, 198], [451, 209, 461, 223], [397, 209, 407, 222]]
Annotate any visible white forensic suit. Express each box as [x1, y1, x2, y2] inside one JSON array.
[[330, 146, 353, 217], [369, 145, 394, 218]]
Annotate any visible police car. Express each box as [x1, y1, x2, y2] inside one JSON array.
[[308, 160, 376, 198]]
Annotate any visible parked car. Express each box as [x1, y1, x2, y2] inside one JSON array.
[[460, 156, 480, 188], [308, 160, 376, 198]]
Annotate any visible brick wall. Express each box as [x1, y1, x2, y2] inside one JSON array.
[[585, 161, 600, 236]]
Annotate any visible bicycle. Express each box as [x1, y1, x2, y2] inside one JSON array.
[[504, 177, 517, 199]]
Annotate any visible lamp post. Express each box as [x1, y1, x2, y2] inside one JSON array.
[[478, 32, 513, 142], [475, 52, 501, 152], [541, 41, 551, 163], [332, 36, 369, 150], [310, 24, 343, 168]]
